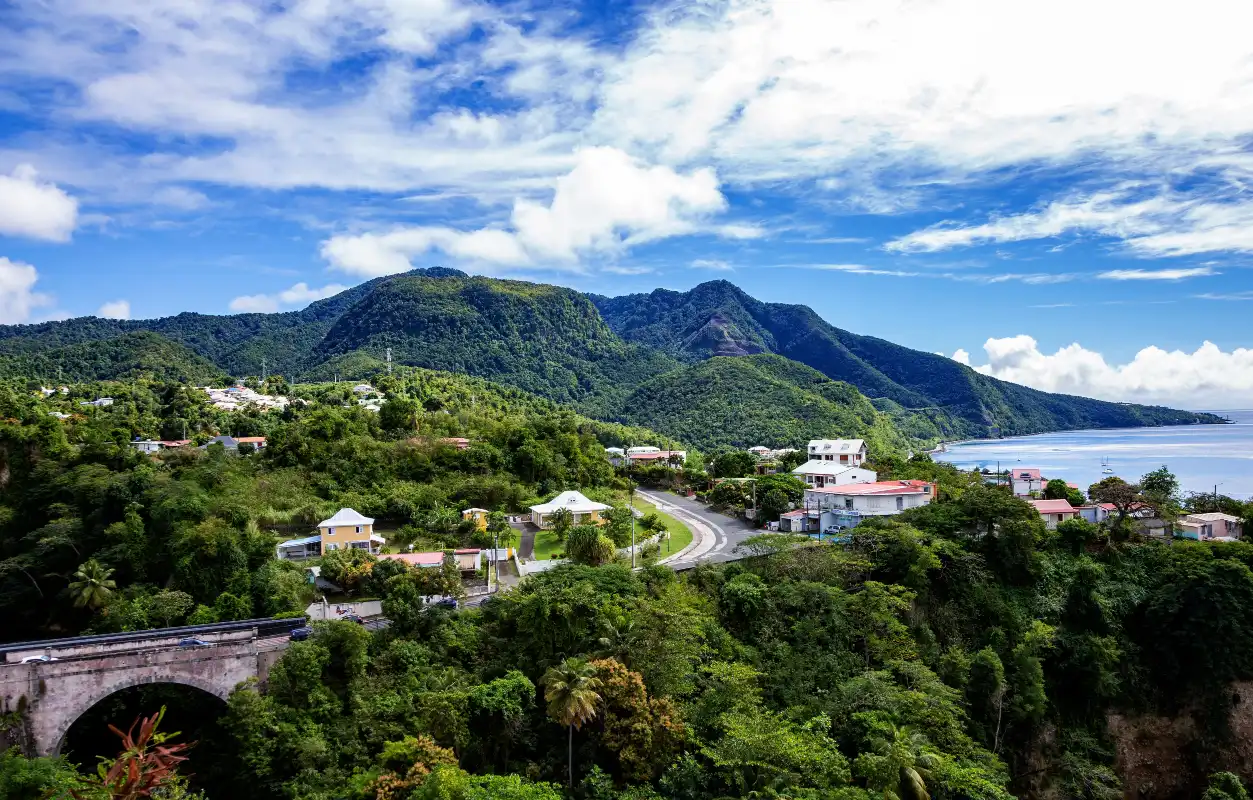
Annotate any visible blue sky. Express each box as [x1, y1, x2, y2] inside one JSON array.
[[2, 0, 1253, 408]]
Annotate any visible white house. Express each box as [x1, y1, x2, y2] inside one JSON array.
[[1011, 468, 1044, 497], [795, 480, 934, 531], [130, 438, 163, 454], [529, 490, 611, 528], [79, 398, 114, 408], [1177, 512, 1243, 541], [791, 461, 877, 489], [352, 384, 374, 395], [806, 439, 868, 467], [626, 445, 661, 455]]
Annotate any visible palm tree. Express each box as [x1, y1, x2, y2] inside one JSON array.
[[549, 507, 574, 539], [541, 657, 602, 787], [69, 559, 116, 610], [870, 726, 940, 800]]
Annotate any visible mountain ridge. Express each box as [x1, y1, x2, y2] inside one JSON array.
[[0, 270, 1221, 445]]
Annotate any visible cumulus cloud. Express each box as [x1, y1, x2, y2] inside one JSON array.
[[963, 334, 1253, 408], [0, 258, 54, 324], [96, 299, 130, 319], [0, 165, 78, 242], [229, 281, 348, 313], [321, 147, 725, 276]]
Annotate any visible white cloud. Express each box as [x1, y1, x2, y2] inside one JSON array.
[[321, 147, 725, 276], [229, 281, 348, 313], [0, 258, 54, 324], [151, 186, 210, 211], [96, 299, 130, 319], [887, 188, 1253, 259], [966, 334, 1253, 408], [602, 265, 654, 275], [1097, 267, 1217, 281], [951, 348, 970, 366], [0, 165, 78, 242], [691, 259, 733, 271]]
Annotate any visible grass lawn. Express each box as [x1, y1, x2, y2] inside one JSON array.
[[531, 529, 566, 561], [632, 495, 694, 557]]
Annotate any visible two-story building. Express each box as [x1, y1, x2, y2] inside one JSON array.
[[1029, 499, 1079, 529], [1011, 468, 1044, 497], [781, 480, 934, 532], [276, 507, 385, 560], [806, 439, 869, 467], [529, 491, 611, 528]]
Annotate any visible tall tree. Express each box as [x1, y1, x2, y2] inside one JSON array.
[[541, 657, 602, 787], [68, 559, 116, 610]]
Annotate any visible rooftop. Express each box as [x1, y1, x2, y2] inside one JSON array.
[[807, 438, 866, 453], [1014, 469, 1043, 480], [808, 480, 932, 496], [316, 507, 375, 528], [530, 490, 612, 514], [1030, 499, 1077, 514], [792, 460, 869, 476]]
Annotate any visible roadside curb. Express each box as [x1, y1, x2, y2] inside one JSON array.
[[640, 490, 717, 565]]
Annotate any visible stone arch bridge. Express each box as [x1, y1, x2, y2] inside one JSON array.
[[0, 618, 300, 756]]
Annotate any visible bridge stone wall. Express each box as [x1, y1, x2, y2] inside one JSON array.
[[0, 635, 288, 756]]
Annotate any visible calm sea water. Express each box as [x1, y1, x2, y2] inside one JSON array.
[[934, 410, 1253, 500]]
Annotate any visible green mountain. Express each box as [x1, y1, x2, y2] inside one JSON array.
[[0, 331, 225, 384], [591, 281, 1220, 437], [0, 270, 1219, 448], [619, 354, 942, 452]]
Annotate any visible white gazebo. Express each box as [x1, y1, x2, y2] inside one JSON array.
[[529, 490, 612, 528]]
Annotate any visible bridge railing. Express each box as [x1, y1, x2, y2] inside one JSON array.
[[0, 616, 307, 661]]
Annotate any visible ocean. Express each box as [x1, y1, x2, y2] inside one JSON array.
[[934, 410, 1253, 500]]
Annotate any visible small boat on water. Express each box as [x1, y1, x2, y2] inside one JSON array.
[[1101, 456, 1113, 474]]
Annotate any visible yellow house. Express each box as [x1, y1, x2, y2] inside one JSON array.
[[316, 508, 385, 554], [462, 508, 490, 530], [529, 490, 612, 529]]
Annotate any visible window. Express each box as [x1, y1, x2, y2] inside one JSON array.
[[845, 497, 854, 510], [326, 543, 339, 551], [355, 525, 362, 533], [896, 497, 904, 511], [1056, 514, 1063, 523], [326, 528, 333, 536]]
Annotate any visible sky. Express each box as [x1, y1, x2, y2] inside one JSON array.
[[2, 0, 1253, 410]]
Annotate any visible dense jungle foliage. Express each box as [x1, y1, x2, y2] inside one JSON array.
[[10, 465, 1253, 800], [0, 369, 665, 642]]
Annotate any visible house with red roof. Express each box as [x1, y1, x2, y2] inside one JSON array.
[[1030, 499, 1079, 529], [783, 480, 935, 532], [1011, 468, 1044, 497]]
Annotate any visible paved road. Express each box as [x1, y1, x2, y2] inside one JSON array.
[[638, 489, 756, 570]]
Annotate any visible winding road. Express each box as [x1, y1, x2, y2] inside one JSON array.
[[641, 490, 757, 570]]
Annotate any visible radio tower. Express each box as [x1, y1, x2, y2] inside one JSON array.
[[386, 347, 392, 375]]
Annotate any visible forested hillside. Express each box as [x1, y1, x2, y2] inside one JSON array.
[[0, 331, 225, 384], [0, 368, 665, 643], [591, 281, 1222, 437], [619, 354, 951, 451], [0, 270, 1219, 449]]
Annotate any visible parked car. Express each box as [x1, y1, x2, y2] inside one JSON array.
[[434, 598, 458, 610], [341, 613, 366, 625], [21, 654, 57, 664], [289, 627, 314, 641], [822, 525, 845, 535], [177, 638, 210, 648]]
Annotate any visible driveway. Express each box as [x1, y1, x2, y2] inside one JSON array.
[[637, 489, 757, 570]]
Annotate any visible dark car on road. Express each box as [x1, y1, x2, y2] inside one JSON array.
[[341, 613, 366, 625], [177, 638, 210, 648], [434, 598, 458, 610], [289, 627, 314, 641]]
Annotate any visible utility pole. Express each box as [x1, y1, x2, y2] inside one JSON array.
[[386, 347, 392, 376], [261, 358, 267, 384], [491, 525, 498, 594], [628, 443, 636, 569]]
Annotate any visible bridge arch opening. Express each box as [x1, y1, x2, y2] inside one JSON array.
[[59, 679, 233, 795]]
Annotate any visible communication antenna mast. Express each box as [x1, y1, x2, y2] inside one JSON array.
[[386, 347, 392, 375]]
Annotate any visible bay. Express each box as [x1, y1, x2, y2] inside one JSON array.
[[934, 409, 1253, 500]]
